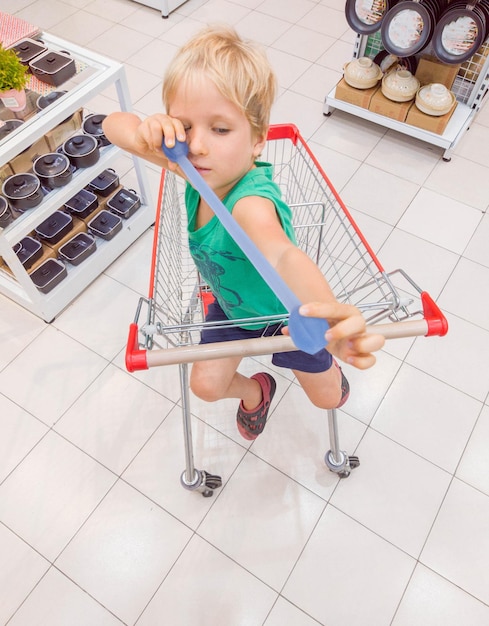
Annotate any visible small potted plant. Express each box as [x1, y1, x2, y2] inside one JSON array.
[[0, 44, 29, 111]]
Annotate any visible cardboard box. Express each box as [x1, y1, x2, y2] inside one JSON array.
[[415, 56, 461, 89], [0, 161, 14, 186], [43, 108, 83, 151], [334, 78, 380, 109], [9, 135, 51, 173], [405, 101, 457, 135], [368, 89, 413, 122]]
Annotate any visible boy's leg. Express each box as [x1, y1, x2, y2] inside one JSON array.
[[190, 357, 276, 440], [293, 360, 349, 410], [190, 356, 262, 407]]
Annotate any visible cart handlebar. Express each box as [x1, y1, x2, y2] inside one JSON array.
[[126, 317, 445, 371]]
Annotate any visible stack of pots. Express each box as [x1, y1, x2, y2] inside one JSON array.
[[346, 0, 489, 65]]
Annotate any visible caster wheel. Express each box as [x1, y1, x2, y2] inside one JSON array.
[[442, 157, 451, 162], [324, 451, 360, 478], [349, 456, 360, 469], [203, 471, 222, 491]]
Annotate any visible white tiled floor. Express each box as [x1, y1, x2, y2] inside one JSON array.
[[1, 0, 489, 624]]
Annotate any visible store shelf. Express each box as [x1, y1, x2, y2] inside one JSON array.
[[323, 32, 489, 161], [324, 86, 474, 155], [0, 33, 154, 321], [131, 0, 188, 18]]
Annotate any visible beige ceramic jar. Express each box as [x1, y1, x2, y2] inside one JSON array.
[[343, 56, 383, 89], [381, 69, 420, 102]]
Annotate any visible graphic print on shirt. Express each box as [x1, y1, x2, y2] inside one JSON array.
[[190, 241, 246, 310]]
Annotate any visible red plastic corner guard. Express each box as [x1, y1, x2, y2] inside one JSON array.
[[421, 292, 449, 337], [125, 323, 148, 372]]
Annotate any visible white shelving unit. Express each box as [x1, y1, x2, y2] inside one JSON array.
[[0, 33, 154, 322], [131, 0, 188, 18], [323, 33, 489, 161]]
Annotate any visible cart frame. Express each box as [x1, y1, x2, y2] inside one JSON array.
[[126, 124, 448, 496]]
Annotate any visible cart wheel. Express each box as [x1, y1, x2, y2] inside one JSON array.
[[324, 450, 360, 478], [442, 157, 451, 162], [203, 471, 222, 491], [180, 469, 222, 497]]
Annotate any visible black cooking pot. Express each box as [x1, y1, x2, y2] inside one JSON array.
[[11, 38, 47, 65], [36, 90, 67, 111], [0, 195, 13, 227], [82, 113, 110, 147], [62, 134, 100, 168], [33, 153, 72, 189], [2, 173, 44, 211], [0, 119, 24, 141], [35, 210, 73, 245], [14, 236, 43, 270]]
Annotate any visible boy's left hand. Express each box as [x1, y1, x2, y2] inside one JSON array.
[[282, 301, 385, 370]]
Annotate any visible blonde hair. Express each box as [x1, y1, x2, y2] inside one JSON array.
[[162, 25, 276, 137]]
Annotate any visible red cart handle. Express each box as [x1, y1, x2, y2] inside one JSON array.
[[421, 291, 449, 337], [126, 323, 148, 372]]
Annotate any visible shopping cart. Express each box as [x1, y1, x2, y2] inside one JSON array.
[[126, 124, 448, 497]]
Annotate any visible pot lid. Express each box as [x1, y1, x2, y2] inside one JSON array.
[[36, 90, 67, 110], [83, 113, 106, 135], [2, 174, 40, 199], [381, 1, 434, 56], [63, 134, 98, 156], [432, 5, 486, 64], [33, 153, 70, 177]]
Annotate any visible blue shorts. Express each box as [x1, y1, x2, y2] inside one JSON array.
[[200, 300, 332, 374]]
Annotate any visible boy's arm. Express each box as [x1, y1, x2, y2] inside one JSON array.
[[233, 195, 384, 367], [102, 112, 185, 170]]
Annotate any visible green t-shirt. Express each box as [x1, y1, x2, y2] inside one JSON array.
[[185, 162, 296, 326]]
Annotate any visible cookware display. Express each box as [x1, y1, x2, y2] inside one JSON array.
[[382, 68, 420, 101], [0, 119, 24, 141], [415, 82, 457, 115], [87, 168, 120, 196], [64, 188, 99, 220], [33, 153, 73, 189], [106, 188, 141, 219], [58, 232, 97, 266], [35, 210, 73, 245], [30, 258, 67, 293], [14, 236, 43, 270], [36, 90, 67, 111], [82, 113, 111, 147], [380, 0, 450, 57], [0, 196, 13, 228], [2, 173, 44, 212], [29, 49, 76, 86], [62, 134, 100, 168], [11, 38, 47, 65], [345, 0, 398, 35], [343, 56, 384, 88], [88, 209, 122, 240], [432, 2, 488, 64]]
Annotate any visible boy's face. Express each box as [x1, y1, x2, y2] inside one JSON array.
[[168, 74, 266, 199]]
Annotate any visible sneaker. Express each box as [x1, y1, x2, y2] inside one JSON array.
[[333, 359, 350, 408], [236, 372, 277, 440]]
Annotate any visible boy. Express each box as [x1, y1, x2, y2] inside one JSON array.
[[103, 25, 384, 440]]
